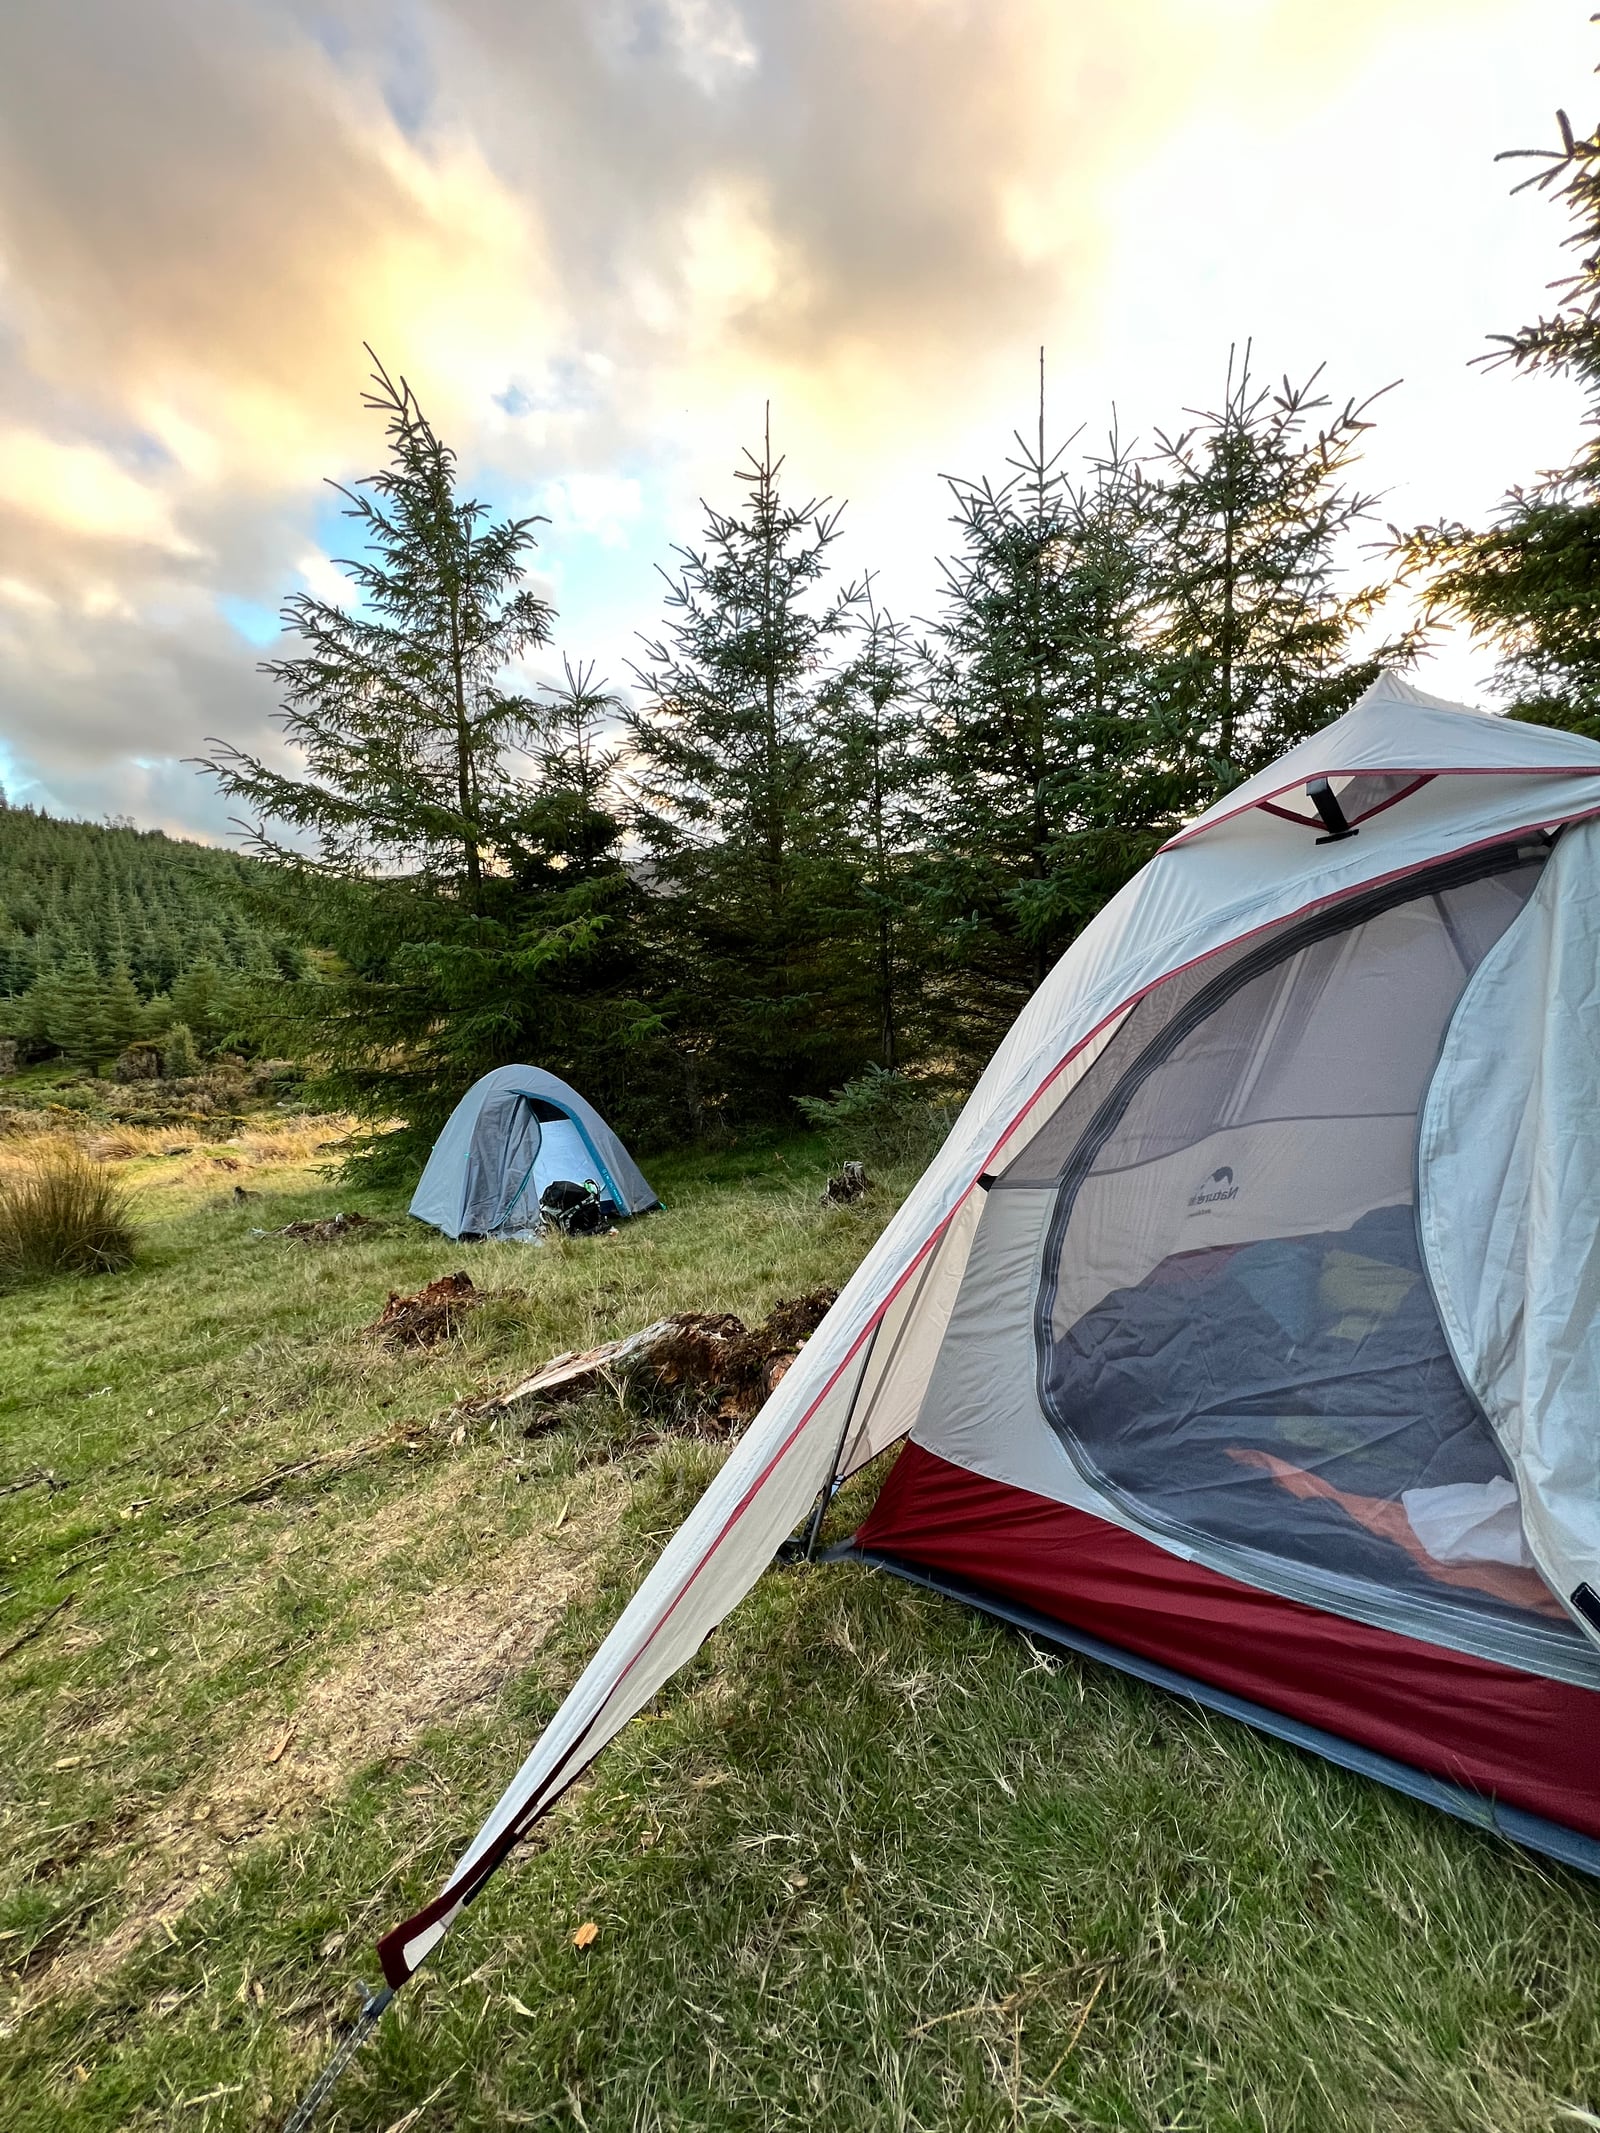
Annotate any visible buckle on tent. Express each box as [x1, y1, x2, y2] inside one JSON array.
[[1307, 777, 1359, 843]]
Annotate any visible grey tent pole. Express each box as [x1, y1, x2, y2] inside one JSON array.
[[790, 1320, 881, 1562], [281, 1981, 395, 2133]]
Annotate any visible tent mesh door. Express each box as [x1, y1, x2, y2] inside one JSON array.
[[1027, 848, 1576, 1647]]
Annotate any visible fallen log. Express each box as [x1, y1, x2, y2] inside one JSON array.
[[465, 1291, 839, 1429], [466, 1319, 684, 1415]]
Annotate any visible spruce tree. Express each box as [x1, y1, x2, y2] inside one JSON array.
[[1149, 346, 1419, 801], [820, 583, 928, 1071], [100, 962, 151, 1057], [162, 1023, 199, 1080], [200, 349, 554, 902], [516, 658, 628, 881], [919, 373, 1160, 1040], [1396, 108, 1600, 733], [195, 354, 659, 1172], [8, 970, 62, 1061], [171, 958, 226, 1053], [627, 416, 870, 1116], [51, 952, 111, 1066]]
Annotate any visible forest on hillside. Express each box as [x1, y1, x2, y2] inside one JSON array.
[[0, 808, 310, 1070]]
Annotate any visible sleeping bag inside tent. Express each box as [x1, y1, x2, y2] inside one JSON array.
[[375, 677, 1600, 1993], [409, 1066, 659, 1240]]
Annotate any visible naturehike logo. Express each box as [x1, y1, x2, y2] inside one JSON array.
[[1188, 1165, 1239, 1209]]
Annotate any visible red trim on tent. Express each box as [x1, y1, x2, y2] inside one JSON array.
[[1159, 767, 1593, 850], [855, 1443, 1600, 1841], [1256, 776, 1438, 834]]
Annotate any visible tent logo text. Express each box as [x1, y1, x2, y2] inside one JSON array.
[[1188, 1165, 1239, 1208]]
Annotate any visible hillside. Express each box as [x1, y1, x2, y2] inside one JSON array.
[[0, 806, 308, 1064]]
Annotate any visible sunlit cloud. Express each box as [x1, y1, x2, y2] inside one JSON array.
[[0, 432, 197, 557], [0, 0, 1589, 833]]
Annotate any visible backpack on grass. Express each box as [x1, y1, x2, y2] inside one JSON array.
[[539, 1178, 610, 1237]]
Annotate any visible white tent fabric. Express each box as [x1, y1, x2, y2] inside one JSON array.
[[378, 677, 1600, 1985], [1421, 814, 1600, 1640]]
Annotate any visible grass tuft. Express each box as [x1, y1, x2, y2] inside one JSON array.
[[0, 1143, 136, 1286]]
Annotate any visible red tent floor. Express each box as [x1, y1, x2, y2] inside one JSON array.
[[848, 1441, 1600, 1872]]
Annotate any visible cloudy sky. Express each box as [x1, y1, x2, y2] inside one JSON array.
[[0, 0, 1591, 841]]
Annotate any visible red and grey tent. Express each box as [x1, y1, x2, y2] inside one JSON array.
[[377, 673, 1600, 1992]]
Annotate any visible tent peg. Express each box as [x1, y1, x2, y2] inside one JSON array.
[[281, 1981, 396, 2133]]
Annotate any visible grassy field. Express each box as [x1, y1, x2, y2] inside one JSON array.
[[3, 1114, 1600, 2131]]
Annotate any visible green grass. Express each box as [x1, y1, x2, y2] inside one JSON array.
[[2, 1121, 1600, 2130]]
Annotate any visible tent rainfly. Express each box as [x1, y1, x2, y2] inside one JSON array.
[[377, 675, 1600, 1993], [408, 1066, 659, 1240]]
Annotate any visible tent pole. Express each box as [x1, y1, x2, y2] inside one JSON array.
[[800, 1468, 839, 1561], [791, 1320, 881, 1562]]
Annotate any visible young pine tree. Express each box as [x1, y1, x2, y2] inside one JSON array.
[[1397, 106, 1600, 734], [522, 657, 628, 881], [627, 416, 870, 1119], [100, 962, 151, 1058], [8, 969, 63, 1063], [50, 952, 113, 1067], [162, 1022, 199, 1080], [203, 350, 554, 903], [198, 355, 648, 1172], [920, 374, 1160, 1042], [819, 583, 928, 1072], [170, 958, 227, 1053], [1149, 347, 1419, 804]]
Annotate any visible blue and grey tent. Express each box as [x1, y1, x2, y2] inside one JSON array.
[[409, 1066, 659, 1240]]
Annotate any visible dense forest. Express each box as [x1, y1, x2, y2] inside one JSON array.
[[25, 95, 1594, 1173], [0, 808, 309, 1069]]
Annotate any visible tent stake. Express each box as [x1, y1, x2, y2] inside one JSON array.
[[281, 1982, 395, 2133]]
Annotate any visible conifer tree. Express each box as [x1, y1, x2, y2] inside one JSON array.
[[171, 957, 227, 1053], [100, 962, 151, 1057], [162, 1023, 199, 1080], [627, 416, 871, 1115], [10, 969, 62, 1060], [200, 350, 554, 903], [1149, 347, 1418, 801], [919, 371, 1160, 1037], [51, 952, 112, 1065], [821, 583, 927, 1070], [1396, 106, 1600, 733], [0, 805, 296, 1058], [195, 355, 658, 1171], [518, 658, 627, 881]]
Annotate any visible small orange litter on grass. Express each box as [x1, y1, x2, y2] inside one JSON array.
[[572, 1920, 599, 1949]]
